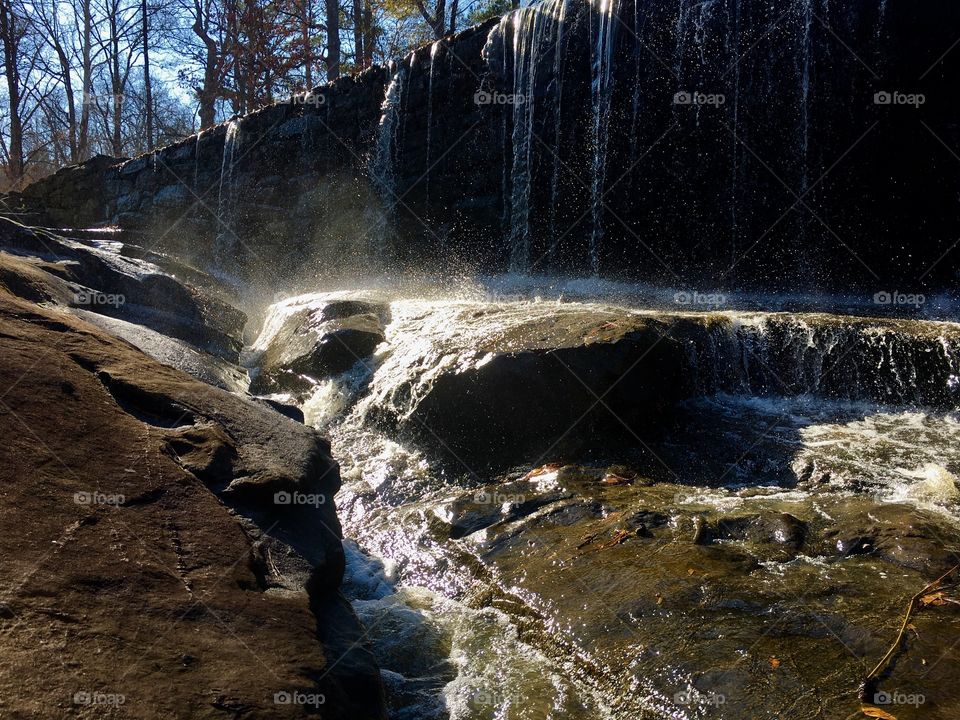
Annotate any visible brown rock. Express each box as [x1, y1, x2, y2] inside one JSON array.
[[0, 268, 385, 718]]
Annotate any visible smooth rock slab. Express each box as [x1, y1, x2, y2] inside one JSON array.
[[0, 269, 385, 719], [252, 298, 389, 395], [393, 308, 691, 472]]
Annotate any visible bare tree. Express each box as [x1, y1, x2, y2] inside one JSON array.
[[185, 0, 225, 128], [0, 0, 54, 188], [91, 0, 141, 155], [141, 0, 153, 149], [325, 0, 339, 79]]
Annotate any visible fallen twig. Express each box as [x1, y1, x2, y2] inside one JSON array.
[[865, 564, 958, 683]]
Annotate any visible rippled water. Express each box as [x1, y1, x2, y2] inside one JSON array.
[[250, 290, 960, 719]]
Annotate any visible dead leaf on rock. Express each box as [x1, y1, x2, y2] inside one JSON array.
[[861, 705, 897, 720], [601, 473, 633, 486], [919, 591, 948, 607], [523, 464, 563, 481], [598, 529, 633, 549]]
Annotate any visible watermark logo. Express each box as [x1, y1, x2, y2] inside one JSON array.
[[874, 91, 925, 108], [74, 491, 125, 506], [674, 689, 726, 707], [73, 691, 125, 706], [674, 91, 726, 107], [674, 291, 727, 307], [74, 291, 125, 308], [468, 688, 516, 708], [481, 290, 526, 303], [474, 90, 527, 106], [82, 92, 125, 107], [873, 290, 925, 308], [874, 690, 925, 707], [285, 91, 325, 107], [473, 490, 525, 505], [273, 691, 325, 707], [273, 491, 326, 508]]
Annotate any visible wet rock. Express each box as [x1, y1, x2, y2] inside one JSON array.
[[252, 299, 388, 395], [433, 482, 572, 540], [0, 280, 385, 718], [698, 513, 807, 557], [398, 309, 690, 471], [252, 394, 306, 422], [71, 308, 249, 393], [0, 220, 246, 361], [821, 504, 960, 574]]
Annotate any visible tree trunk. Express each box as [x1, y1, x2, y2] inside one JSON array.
[[324, 0, 339, 80], [448, 0, 458, 35], [78, 0, 92, 160], [110, 11, 123, 155], [302, 0, 312, 88], [193, 0, 218, 128], [352, 0, 362, 69], [0, 0, 25, 188], [362, 0, 373, 66], [142, 0, 153, 150], [434, 0, 445, 38], [52, 40, 78, 162]]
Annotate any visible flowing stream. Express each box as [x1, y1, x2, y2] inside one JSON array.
[[247, 283, 960, 719]]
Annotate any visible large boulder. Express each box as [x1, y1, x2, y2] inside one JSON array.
[[251, 298, 389, 395], [0, 218, 246, 361], [361, 302, 692, 472], [0, 271, 385, 718]]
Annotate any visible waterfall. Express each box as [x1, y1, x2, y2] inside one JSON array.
[[484, 1, 565, 273], [371, 64, 407, 210], [548, 0, 568, 259], [214, 119, 240, 273], [682, 315, 960, 408], [589, 0, 620, 275], [193, 129, 202, 189], [425, 41, 442, 212], [727, 0, 742, 269], [368, 61, 408, 256], [800, 0, 813, 196], [507, 5, 547, 271]]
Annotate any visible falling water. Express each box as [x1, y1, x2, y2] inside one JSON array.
[[728, 0, 742, 268], [214, 119, 240, 272], [371, 62, 407, 206], [485, 2, 565, 272], [508, 4, 552, 271], [800, 0, 813, 196], [506, 9, 536, 272], [193, 129, 203, 189], [368, 61, 408, 255], [674, 0, 689, 78], [548, 0, 568, 261], [627, 0, 644, 173], [589, 0, 620, 275], [425, 41, 442, 212]]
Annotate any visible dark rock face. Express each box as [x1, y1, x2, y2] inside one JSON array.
[[0, 259, 386, 719], [429, 466, 960, 718], [14, 0, 959, 292], [0, 219, 246, 362], [252, 299, 388, 395], [395, 312, 691, 471]]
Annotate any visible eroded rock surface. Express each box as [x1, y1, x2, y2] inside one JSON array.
[[0, 260, 385, 718], [251, 298, 389, 395], [0, 219, 245, 361]]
